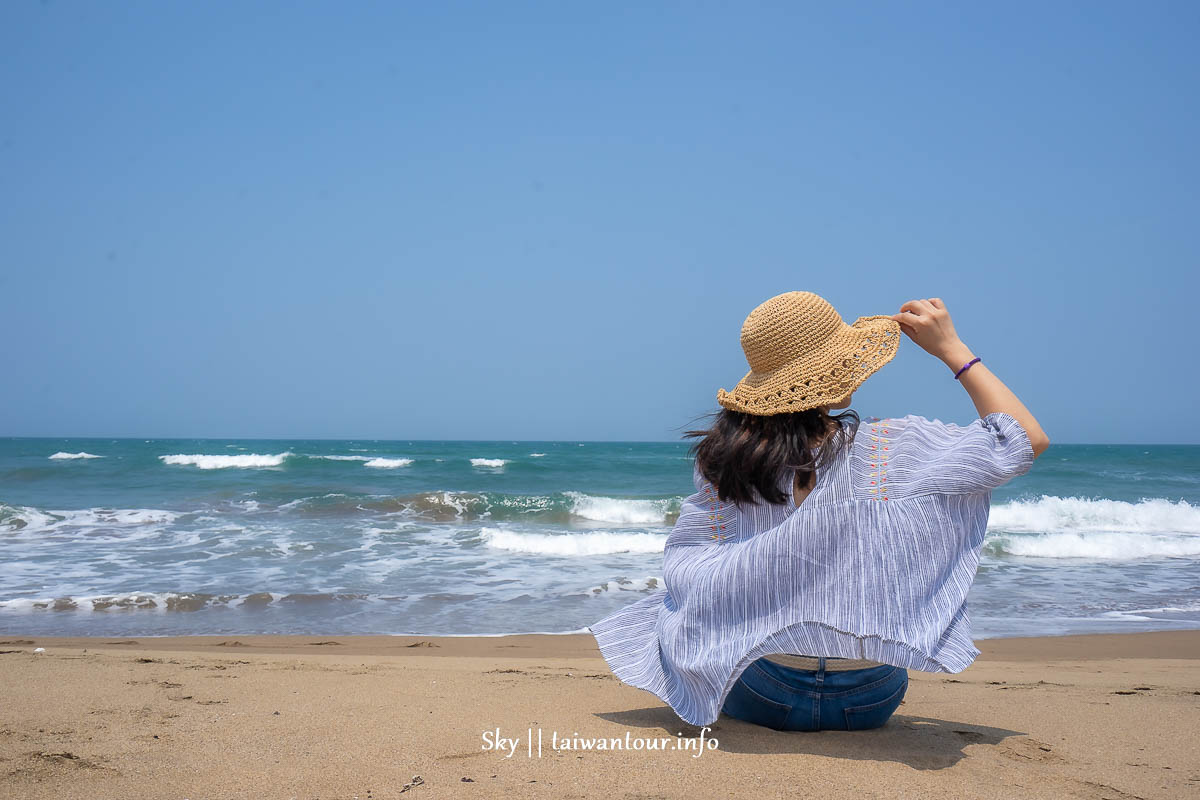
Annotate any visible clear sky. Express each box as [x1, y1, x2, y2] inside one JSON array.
[[2, 2, 1196, 443]]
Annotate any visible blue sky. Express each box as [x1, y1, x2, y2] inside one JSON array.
[[2, 1, 1196, 442]]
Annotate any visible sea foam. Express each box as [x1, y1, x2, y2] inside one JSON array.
[[586, 576, 663, 595], [49, 452, 103, 460], [480, 527, 667, 555], [0, 590, 285, 613], [0, 504, 180, 533]]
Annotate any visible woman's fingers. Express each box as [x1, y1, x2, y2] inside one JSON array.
[[912, 299, 938, 316], [899, 299, 941, 318], [890, 310, 924, 334], [893, 298, 956, 358]]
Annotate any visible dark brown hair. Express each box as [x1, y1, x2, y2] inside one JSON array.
[[682, 407, 861, 506]]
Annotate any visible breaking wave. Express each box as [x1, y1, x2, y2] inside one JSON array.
[[984, 496, 1200, 560], [989, 496, 1200, 535], [159, 452, 294, 469], [564, 492, 675, 525], [470, 458, 507, 468], [364, 458, 414, 469], [985, 531, 1200, 559]]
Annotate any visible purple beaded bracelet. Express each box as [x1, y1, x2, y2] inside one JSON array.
[[954, 357, 981, 380]]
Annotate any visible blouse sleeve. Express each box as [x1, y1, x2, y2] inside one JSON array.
[[904, 412, 1036, 495]]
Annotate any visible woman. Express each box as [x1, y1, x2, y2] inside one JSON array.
[[589, 291, 1049, 732]]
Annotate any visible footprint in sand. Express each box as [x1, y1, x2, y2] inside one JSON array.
[[999, 737, 1066, 764], [30, 751, 113, 771]]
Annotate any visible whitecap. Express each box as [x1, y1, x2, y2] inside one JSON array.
[[365, 457, 414, 469], [158, 452, 293, 469], [49, 452, 103, 460], [471, 458, 507, 468]]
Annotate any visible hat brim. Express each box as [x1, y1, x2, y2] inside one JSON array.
[[716, 315, 900, 415]]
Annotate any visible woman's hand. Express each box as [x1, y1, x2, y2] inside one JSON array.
[[890, 298, 966, 363], [892, 297, 1051, 458]]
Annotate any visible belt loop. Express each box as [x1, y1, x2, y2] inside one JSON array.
[[816, 656, 826, 686]]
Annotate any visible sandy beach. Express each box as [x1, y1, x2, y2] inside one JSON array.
[[0, 630, 1196, 799]]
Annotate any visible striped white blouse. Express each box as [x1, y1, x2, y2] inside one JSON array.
[[588, 412, 1036, 726]]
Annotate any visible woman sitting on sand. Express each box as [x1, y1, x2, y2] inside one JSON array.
[[590, 292, 1050, 731]]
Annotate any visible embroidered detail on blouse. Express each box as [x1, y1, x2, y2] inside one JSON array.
[[704, 485, 731, 541], [870, 419, 891, 500]]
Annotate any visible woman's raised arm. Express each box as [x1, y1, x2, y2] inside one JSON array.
[[891, 298, 1051, 458]]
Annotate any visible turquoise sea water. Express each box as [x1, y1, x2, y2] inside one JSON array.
[[1, 436, 1198, 639]]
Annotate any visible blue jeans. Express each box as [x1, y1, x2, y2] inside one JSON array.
[[721, 657, 909, 731]]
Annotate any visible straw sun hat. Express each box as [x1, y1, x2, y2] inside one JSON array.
[[716, 291, 901, 415]]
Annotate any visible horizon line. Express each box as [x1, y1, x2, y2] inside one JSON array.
[[2, 435, 690, 444], [2, 435, 1195, 447]]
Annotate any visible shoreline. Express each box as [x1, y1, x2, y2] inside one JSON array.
[[4, 627, 1200, 659], [3, 630, 1197, 798]]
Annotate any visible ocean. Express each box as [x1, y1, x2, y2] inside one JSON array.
[[1, 436, 1198, 640]]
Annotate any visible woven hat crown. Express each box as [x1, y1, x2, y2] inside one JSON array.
[[717, 291, 900, 415], [740, 292, 843, 372]]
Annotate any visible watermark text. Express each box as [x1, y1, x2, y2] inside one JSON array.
[[481, 727, 718, 758]]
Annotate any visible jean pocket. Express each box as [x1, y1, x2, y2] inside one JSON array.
[[842, 671, 908, 731], [721, 677, 792, 731]]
